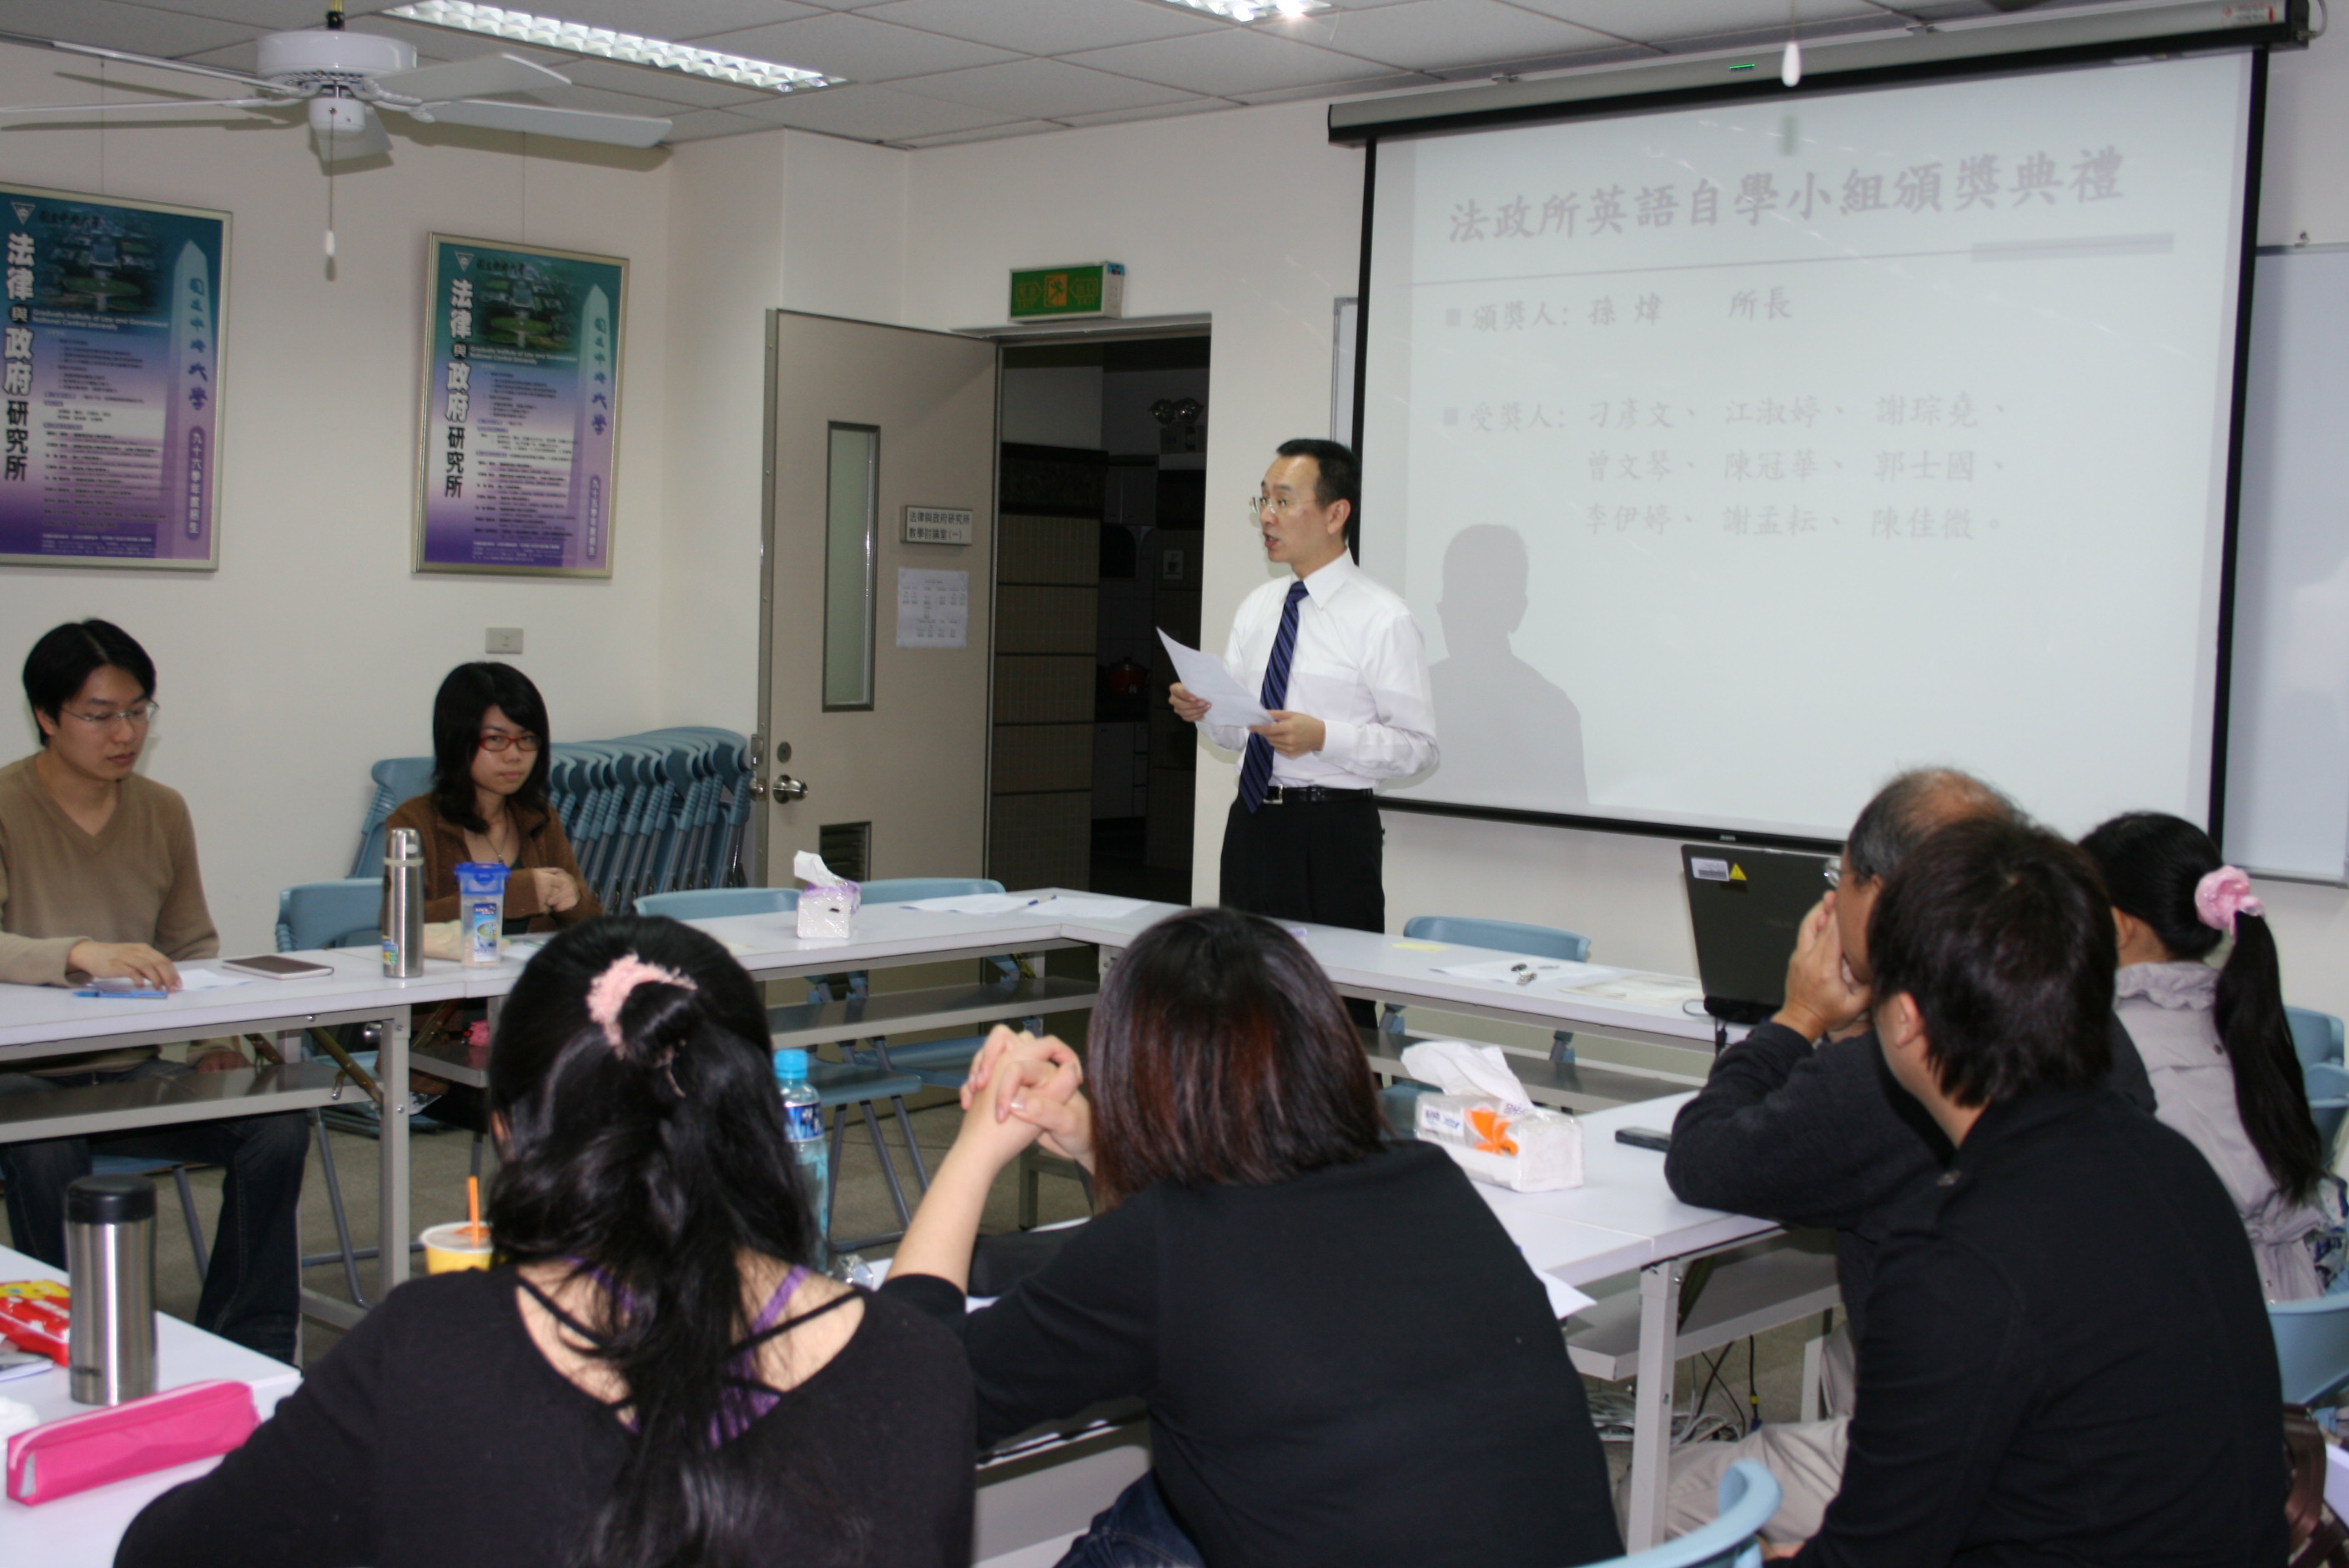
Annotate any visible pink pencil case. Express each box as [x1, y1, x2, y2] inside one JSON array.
[[6, 1380, 257, 1505]]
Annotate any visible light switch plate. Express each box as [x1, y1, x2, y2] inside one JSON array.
[[485, 627, 524, 655]]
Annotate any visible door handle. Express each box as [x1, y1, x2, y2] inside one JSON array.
[[771, 773, 810, 802]]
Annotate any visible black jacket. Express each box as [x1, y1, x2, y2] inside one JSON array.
[[1792, 1087, 2286, 1565], [1665, 1015, 2154, 1336]]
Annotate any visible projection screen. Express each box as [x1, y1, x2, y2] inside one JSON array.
[[1358, 50, 2257, 842]]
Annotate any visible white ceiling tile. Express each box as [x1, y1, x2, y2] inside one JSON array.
[[513, 0, 820, 38], [1063, 28, 1395, 98], [169, 0, 410, 28], [504, 83, 687, 118], [683, 13, 1020, 83], [1234, 68, 1441, 103], [898, 118, 1059, 147], [660, 103, 777, 138], [856, 0, 1218, 56], [724, 80, 1016, 138], [1294, 0, 1622, 71], [557, 58, 779, 108], [2, 0, 254, 58], [1506, 0, 1899, 45], [1057, 96, 1231, 127], [892, 57, 1200, 119]]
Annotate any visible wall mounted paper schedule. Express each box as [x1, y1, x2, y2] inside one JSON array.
[[1360, 52, 2255, 842], [0, 184, 226, 570], [415, 234, 626, 577]]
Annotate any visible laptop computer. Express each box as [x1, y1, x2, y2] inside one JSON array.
[[1680, 844, 1838, 1025]]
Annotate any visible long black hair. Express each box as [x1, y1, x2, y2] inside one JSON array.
[[486, 915, 822, 1568], [430, 661, 552, 832], [2080, 812, 2323, 1204]]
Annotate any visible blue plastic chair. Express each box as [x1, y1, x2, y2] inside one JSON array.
[[848, 879, 1028, 1088], [2290, 1008, 2348, 1155], [1378, 914, 1593, 1115], [2271, 1294, 2349, 1406], [349, 757, 435, 879], [278, 879, 380, 953], [636, 887, 797, 921], [1597, 1460, 1780, 1568]]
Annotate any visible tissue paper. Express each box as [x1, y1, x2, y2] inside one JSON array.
[[793, 851, 861, 941], [1400, 1040, 1583, 1193]]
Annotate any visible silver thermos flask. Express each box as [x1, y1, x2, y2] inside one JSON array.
[[67, 1173, 157, 1405], [384, 826, 425, 978]]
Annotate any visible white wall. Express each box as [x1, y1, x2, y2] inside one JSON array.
[[0, 41, 674, 953]]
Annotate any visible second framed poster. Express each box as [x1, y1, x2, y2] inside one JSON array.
[[415, 234, 625, 576]]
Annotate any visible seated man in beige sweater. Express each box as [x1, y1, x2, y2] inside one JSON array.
[[0, 621, 308, 1362]]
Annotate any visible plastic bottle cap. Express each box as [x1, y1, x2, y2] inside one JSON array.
[[774, 1048, 809, 1083]]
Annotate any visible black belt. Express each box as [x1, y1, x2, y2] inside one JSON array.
[[1260, 785, 1373, 805]]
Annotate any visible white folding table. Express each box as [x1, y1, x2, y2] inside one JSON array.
[[0, 1243, 301, 1567]]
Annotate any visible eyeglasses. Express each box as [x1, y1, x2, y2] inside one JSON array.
[[478, 731, 541, 754], [1823, 861, 1842, 888], [58, 701, 158, 731], [1243, 493, 1302, 529]]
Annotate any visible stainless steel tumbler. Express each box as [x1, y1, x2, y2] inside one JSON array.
[[384, 825, 425, 978], [67, 1173, 157, 1405]]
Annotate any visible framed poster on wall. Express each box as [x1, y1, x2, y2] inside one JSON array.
[[0, 183, 227, 570], [415, 234, 625, 577]]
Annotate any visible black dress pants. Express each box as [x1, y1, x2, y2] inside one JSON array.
[[1220, 793, 1384, 1027]]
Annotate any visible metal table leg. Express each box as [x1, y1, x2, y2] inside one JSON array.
[[1626, 1259, 1686, 1551], [377, 1007, 410, 1301]]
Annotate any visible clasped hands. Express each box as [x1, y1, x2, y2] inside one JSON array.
[[953, 1024, 1094, 1173], [1774, 893, 1873, 1043], [1166, 684, 1325, 758]]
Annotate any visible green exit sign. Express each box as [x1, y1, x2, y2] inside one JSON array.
[[1009, 262, 1125, 321]]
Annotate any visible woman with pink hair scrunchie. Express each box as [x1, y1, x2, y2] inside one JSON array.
[[2081, 813, 2330, 1301]]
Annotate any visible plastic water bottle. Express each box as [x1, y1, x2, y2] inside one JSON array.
[[774, 1049, 829, 1264]]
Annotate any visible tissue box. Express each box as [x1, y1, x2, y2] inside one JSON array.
[[1415, 1093, 1583, 1192], [797, 882, 860, 940]]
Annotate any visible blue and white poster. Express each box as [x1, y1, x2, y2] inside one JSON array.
[[0, 183, 226, 570], [415, 234, 625, 577]]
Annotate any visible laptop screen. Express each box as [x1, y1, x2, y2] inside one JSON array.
[[1681, 845, 1836, 1025]]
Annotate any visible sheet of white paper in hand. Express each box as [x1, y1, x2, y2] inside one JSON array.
[[1400, 1038, 1537, 1116], [1435, 957, 1626, 989], [1158, 630, 1270, 729]]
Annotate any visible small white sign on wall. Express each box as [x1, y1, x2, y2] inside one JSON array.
[[896, 568, 968, 650], [903, 505, 974, 545]]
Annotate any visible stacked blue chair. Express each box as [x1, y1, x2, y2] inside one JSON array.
[[1597, 1461, 1781, 1568], [2289, 1007, 2348, 1158]]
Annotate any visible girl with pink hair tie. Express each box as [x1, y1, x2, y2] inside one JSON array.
[[2081, 812, 2332, 1300]]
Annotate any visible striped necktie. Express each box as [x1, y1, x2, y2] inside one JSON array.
[[1238, 580, 1310, 814]]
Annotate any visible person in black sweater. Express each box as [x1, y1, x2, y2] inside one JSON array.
[[884, 907, 1621, 1568], [1782, 817, 2283, 1564], [119, 917, 973, 1568], [1667, 769, 2154, 1344]]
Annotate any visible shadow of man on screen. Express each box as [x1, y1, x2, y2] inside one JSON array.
[[1430, 524, 1588, 808]]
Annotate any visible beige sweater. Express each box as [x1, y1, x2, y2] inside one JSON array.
[[0, 755, 220, 1072]]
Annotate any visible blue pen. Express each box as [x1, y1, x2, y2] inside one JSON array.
[[73, 987, 170, 1000]]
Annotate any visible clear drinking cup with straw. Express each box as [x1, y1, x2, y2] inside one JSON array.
[[423, 1175, 493, 1273]]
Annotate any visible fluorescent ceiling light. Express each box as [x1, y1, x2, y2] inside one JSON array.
[[1146, 0, 1332, 21], [383, 2, 843, 92]]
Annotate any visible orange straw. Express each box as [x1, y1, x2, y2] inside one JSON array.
[[465, 1175, 483, 1244]]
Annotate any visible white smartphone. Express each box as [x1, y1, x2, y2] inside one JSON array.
[[220, 954, 335, 981]]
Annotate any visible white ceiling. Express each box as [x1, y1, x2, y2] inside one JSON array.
[[5, 0, 2130, 151]]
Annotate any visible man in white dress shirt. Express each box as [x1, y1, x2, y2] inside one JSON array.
[[1169, 440, 1437, 953]]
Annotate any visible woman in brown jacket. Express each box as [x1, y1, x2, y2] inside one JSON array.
[[385, 663, 601, 934]]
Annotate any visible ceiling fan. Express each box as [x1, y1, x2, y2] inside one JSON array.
[[0, 0, 671, 168]]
